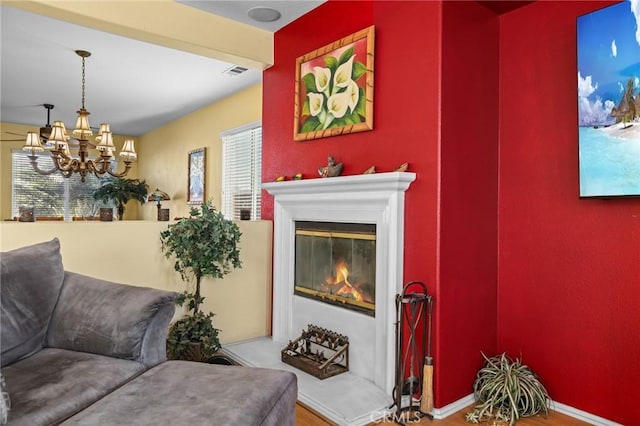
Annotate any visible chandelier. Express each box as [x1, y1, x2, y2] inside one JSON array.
[[22, 50, 137, 182]]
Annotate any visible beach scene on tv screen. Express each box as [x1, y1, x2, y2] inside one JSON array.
[[577, 0, 640, 197]]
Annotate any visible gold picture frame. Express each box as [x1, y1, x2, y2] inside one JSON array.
[[187, 148, 205, 204], [294, 26, 375, 141]]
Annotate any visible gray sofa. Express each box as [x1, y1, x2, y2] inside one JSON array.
[[1, 238, 297, 425]]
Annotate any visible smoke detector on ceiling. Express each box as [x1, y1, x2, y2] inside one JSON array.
[[247, 7, 281, 23]]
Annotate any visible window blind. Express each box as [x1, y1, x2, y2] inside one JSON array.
[[221, 122, 262, 221], [11, 150, 111, 220]]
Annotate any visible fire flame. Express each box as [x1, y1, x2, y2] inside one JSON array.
[[326, 260, 363, 302]]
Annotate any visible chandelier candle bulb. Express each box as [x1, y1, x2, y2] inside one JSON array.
[[57, 121, 70, 137], [96, 131, 116, 154], [47, 122, 70, 148], [48, 123, 67, 143], [95, 123, 110, 142], [73, 109, 92, 138], [120, 140, 137, 161], [22, 132, 44, 154]]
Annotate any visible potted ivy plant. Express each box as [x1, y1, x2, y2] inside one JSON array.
[[160, 200, 242, 361], [465, 352, 550, 425], [93, 177, 148, 220]]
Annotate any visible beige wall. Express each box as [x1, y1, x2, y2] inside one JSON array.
[[0, 220, 272, 344], [0, 121, 140, 220], [137, 83, 262, 220]]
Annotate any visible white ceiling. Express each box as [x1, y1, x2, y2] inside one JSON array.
[[177, 0, 323, 32], [0, 1, 324, 138]]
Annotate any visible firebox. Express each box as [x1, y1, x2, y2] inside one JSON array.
[[294, 221, 376, 316]]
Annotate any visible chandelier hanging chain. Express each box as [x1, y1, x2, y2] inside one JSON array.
[[81, 54, 86, 110], [21, 49, 137, 182]]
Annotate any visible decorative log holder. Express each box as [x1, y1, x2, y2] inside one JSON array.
[[391, 281, 433, 423], [281, 324, 349, 379]]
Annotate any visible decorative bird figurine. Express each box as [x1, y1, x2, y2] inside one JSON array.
[[318, 155, 343, 178], [394, 162, 409, 172]]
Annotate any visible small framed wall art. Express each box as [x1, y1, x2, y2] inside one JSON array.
[[294, 26, 375, 141], [187, 148, 205, 204]]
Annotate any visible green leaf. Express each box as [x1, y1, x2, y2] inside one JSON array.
[[301, 116, 320, 133], [330, 118, 347, 128], [354, 87, 367, 117], [302, 97, 310, 116], [348, 110, 363, 124], [353, 60, 367, 81], [302, 72, 317, 92], [323, 56, 338, 73], [338, 47, 354, 65]]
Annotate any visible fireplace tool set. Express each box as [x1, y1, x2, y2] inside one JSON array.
[[391, 281, 434, 423]]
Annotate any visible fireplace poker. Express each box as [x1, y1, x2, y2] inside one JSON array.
[[403, 295, 422, 397], [420, 294, 434, 417], [391, 293, 402, 409]]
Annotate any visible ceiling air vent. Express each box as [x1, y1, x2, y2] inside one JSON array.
[[223, 65, 248, 77]]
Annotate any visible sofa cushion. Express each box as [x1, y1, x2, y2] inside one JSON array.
[[0, 238, 65, 367], [61, 360, 298, 426], [46, 272, 177, 361], [1, 348, 146, 426]]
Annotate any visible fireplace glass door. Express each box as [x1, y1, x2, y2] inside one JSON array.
[[294, 221, 376, 316]]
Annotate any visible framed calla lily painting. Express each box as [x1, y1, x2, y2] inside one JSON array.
[[294, 26, 375, 141]]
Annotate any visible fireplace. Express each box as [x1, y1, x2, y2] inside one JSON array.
[[295, 221, 376, 316], [263, 172, 416, 395]]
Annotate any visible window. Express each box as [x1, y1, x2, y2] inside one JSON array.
[[221, 121, 262, 220], [11, 150, 111, 220]]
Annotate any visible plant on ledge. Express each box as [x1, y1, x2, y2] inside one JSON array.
[[92, 176, 148, 220], [465, 352, 550, 426], [160, 201, 242, 361]]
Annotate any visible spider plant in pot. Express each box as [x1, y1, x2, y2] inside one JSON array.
[[465, 352, 550, 425], [92, 176, 148, 220], [160, 201, 242, 361]]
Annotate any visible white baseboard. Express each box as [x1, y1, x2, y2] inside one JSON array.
[[552, 401, 622, 426], [432, 394, 620, 425], [432, 394, 475, 419]]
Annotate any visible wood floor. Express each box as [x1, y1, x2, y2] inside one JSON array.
[[295, 403, 591, 426]]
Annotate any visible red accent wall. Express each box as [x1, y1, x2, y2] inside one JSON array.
[[439, 0, 499, 405], [498, 2, 640, 423], [264, 0, 640, 421]]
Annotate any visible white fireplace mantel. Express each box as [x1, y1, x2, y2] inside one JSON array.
[[263, 171, 417, 196], [263, 172, 416, 395]]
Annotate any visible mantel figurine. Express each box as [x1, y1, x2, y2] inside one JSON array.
[[318, 155, 343, 178]]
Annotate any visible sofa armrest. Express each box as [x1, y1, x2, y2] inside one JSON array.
[[46, 271, 178, 368]]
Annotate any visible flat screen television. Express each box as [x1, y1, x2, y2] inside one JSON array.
[[577, 0, 640, 197]]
